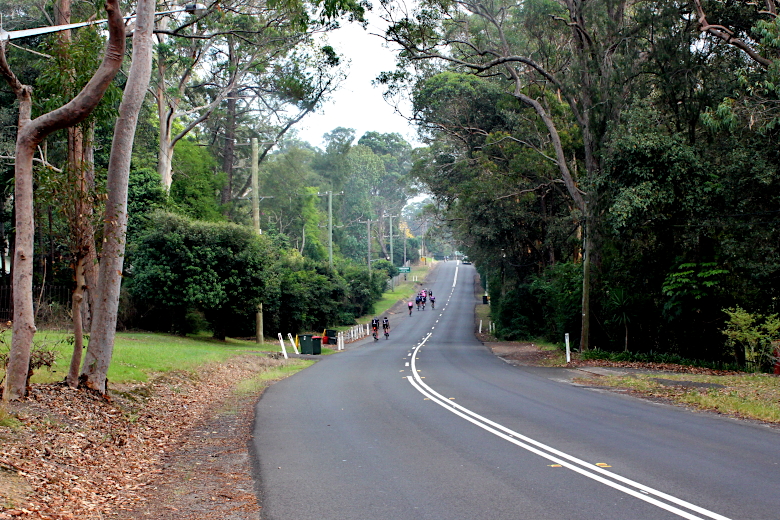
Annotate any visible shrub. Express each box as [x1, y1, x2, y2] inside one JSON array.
[[722, 307, 780, 371]]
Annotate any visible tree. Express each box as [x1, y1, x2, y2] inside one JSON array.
[[79, 0, 156, 394], [382, 0, 654, 350], [0, 0, 125, 400]]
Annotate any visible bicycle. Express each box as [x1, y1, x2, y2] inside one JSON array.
[[372, 327, 378, 341], [384, 327, 390, 339]]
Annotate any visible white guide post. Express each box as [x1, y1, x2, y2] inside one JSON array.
[[287, 333, 299, 354], [479, 320, 483, 334], [277, 333, 288, 359], [565, 333, 571, 363]]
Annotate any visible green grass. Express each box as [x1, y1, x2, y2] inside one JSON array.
[[217, 358, 316, 416], [2, 331, 272, 385], [0, 404, 22, 429], [233, 359, 314, 396]]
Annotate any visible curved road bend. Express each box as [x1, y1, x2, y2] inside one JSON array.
[[253, 261, 780, 520]]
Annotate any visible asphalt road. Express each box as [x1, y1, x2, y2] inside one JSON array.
[[253, 261, 780, 520]]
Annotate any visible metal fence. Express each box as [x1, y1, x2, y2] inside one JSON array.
[[0, 286, 72, 323]]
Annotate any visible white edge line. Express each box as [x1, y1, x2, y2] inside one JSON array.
[[408, 340, 731, 520]]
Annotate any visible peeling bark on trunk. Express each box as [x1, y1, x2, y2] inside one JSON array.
[[0, 0, 124, 401], [80, 0, 155, 394], [157, 104, 174, 189]]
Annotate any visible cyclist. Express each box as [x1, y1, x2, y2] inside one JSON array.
[[371, 317, 380, 340], [382, 317, 390, 339], [430, 295, 436, 309], [416, 294, 422, 311], [408, 300, 414, 315]]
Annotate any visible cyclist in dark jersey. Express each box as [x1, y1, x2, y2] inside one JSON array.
[[371, 317, 380, 340], [382, 317, 390, 338]]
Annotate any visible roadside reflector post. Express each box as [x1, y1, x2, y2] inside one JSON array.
[[278, 333, 289, 359], [479, 320, 483, 334], [565, 333, 571, 363], [287, 333, 299, 354]]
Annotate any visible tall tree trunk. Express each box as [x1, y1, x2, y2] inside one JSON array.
[[80, 0, 155, 394], [157, 105, 174, 190], [580, 216, 592, 352], [66, 256, 86, 387], [221, 89, 237, 207], [0, 0, 124, 401]]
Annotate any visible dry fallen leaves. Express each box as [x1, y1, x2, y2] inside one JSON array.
[[0, 355, 286, 519]]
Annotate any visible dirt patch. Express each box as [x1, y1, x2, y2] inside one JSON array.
[[484, 341, 561, 366], [0, 355, 292, 520]]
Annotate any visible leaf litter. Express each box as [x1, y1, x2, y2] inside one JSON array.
[[1, 354, 289, 519]]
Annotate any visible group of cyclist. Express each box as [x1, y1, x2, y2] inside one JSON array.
[[407, 289, 435, 315], [369, 287, 438, 341], [371, 316, 390, 340]]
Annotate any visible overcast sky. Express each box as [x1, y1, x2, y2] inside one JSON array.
[[293, 17, 422, 149]]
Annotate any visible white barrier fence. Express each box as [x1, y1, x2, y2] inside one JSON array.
[[344, 323, 371, 343]]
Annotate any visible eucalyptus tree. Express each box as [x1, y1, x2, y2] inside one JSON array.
[[381, 0, 655, 349], [152, 0, 345, 192], [79, 0, 158, 394], [0, 0, 125, 400], [357, 131, 413, 261]]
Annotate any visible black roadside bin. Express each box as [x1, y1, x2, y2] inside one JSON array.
[[312, 336, 322, 355], [483, 295, 489, 304], [325, 329, 338, 345], [299, 334, 313, 355]]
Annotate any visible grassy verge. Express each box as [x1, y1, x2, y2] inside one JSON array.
[[217, 358, 315, 416], [475, 303, 491, 331], [1, 330, 305, 386], [575, 372, 780, 423], [355, 263, 431, 324]]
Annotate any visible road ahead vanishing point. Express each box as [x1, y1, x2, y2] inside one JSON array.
[[253, 261, 780, 520]]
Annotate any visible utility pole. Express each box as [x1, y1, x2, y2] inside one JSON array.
[[251, 139, 260, 234], [384, 214, 398, 265], [317, 190, 343, 270], [251, 138, 263, 344], [367, 219, 372, 279], [358, 219, 375, 279]]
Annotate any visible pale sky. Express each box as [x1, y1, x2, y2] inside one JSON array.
[[295, 17, 422, 149]]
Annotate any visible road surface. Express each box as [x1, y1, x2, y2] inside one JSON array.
[[253, 261, 780, 520]]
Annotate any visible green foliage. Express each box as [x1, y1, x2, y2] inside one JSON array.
[[662, 263, 729, 317], [127, 168, 168, 240], [127, 212, 275, 338], [35, 26, 121, 125], [371, 259, 399, 279], [487, 263, 582, 342], [170, 139, 226, 221], [722, 307, 780, 370]]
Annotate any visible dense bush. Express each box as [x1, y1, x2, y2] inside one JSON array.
[[127, 212, 275, 338], [489, 262, 582, 343], [125, 212, 390, 338]]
